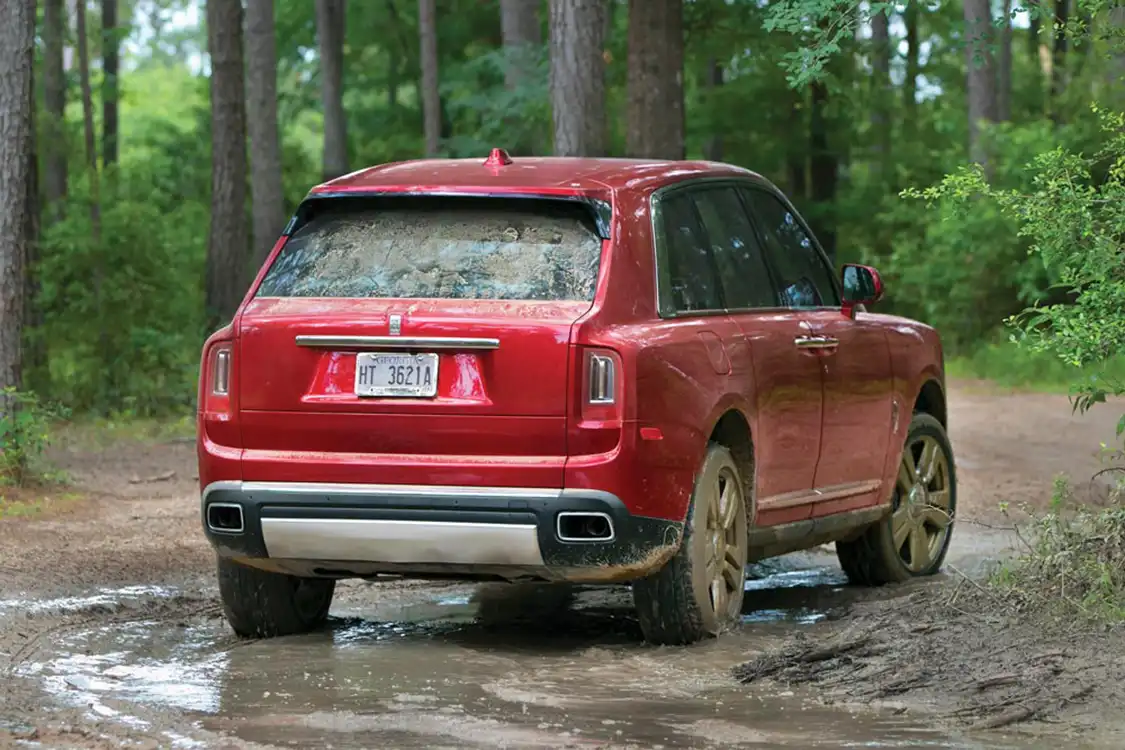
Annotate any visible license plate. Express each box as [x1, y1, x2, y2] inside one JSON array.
[[354, 352, 439, 398]]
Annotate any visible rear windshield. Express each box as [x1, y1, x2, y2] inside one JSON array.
[[256, 196, 604, 301]]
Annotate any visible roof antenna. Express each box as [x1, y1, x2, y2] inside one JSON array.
[[484, 148, 513, 167]]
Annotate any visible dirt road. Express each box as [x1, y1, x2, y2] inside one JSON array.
[[0, 382, 1121, 748]]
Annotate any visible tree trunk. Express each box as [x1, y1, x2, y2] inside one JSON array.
[[963, 0, 998, 167], [500, 0, 541, 90], [245, 0, 287, 270], [1050, 0, 1069, 114], [418, 0, 441, 157], [206, 0, 250, 330], [702, 58, 723, 161], [24, 56, 42, 380], [625, 0, 685, 160], [102, 0, 119, 167], [998, 0, 1012, 121], [43, 0, 67, 223], [315, 0, 348, 179], [870, 7, 891, 181], [549, 0, 608, 157], [0, 0, 35, 400], [904, 2, 919, 131], [809, 80, 837, 266], [76, 0, 99, 206]]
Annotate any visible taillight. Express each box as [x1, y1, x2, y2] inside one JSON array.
[[580, 347, 623, 426], [201, 342, 234, 417], [212, 347, 231, 395]]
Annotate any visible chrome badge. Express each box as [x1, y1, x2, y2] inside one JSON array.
[[389, 314, 402, 336]]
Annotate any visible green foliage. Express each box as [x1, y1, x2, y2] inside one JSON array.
[[946, 339, 1125, 392], [905, 106, 1125, 434], [0, 388, 69, 486]]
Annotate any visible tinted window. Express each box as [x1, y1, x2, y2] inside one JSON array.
[[691, 188, 778, 309], [257, 197, 603, 301], [741, 189, 839, 308], [656, 193, 723, 313]]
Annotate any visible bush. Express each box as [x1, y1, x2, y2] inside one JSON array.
[[0, 388, 70, 486]]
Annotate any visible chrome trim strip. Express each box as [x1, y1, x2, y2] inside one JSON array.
[[295, 335, 500, 351], [794, 335, 839, 350], [205, 502, 245, 534], [759, 479, 884, 511], [556, 511, 616, 543], [260, 518, 545, 566], [235, 481, 562, 501]]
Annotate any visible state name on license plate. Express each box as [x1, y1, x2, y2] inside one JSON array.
[[354, 352, 439, 398]]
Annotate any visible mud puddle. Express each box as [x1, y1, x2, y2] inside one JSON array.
[[15, 553, 1028, 749]]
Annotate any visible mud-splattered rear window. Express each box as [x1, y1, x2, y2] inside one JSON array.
[[256, 196, 605, 301]]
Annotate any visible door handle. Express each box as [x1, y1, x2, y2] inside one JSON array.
[[794, 335, 839, 350]]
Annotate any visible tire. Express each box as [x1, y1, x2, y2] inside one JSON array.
[[633, 443, 749, 645], [217, 557, 336, 638], [836, 413, 956, 586]]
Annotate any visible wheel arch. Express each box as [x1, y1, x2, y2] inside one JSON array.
[[912, 377, 947, 427], [706, 406, 757, 526]]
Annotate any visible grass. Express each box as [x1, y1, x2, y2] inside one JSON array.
[[946, 339, 1125, 393], [0, 488, 84, 519], [53, 412, 195, 451]]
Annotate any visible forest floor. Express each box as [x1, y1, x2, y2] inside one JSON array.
[[0, 381, 1123, 748]]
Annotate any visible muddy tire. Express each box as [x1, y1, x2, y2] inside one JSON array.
[[633, 444, 748, 645], [217, 557, 335, 638], [836, 413, 956, 586]]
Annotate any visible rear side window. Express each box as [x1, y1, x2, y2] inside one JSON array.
[[257, 197, 604, 301], [655, 193, 723, 314], [690, 187, 779, 309]]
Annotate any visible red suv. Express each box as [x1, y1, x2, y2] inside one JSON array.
[[198, 151, 956, 645]]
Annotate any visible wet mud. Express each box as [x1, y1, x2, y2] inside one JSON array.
[[0, 383, 1122, 748]]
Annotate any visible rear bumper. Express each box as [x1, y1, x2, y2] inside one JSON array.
[[201, 481, 683, 583]]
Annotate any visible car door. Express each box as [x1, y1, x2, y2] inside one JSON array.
[[740, 187, 893, 517], [689, 184, 823, 527]]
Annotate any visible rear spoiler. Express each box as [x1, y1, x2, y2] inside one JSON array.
[[283, 191, 614, 241]]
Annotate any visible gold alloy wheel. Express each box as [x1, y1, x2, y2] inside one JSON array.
[[892, 433, 954, 573], [704, 465, 748, 620]]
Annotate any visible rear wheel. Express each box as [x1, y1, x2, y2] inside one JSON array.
[[217, 557, 336, 638], [836, 413, 956, 585], [633, 444, 748, 645]]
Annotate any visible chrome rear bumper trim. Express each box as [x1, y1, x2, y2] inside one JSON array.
[[260, 517, 545, 566], [295, 335, 500, 351]]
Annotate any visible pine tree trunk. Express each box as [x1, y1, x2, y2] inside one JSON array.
[[23, 57, 42, 380], [904, 2, 919, 130], [500, 0, 541, 90], [315, 0, 348, 179], [625, 0, 685, 160], [809, 80, 837, 266], [964, 0, 998, 168], [0, 0, 35, 400], [702, 59, 723, 161], [245, 0, 287, 269], [206, 0, 250, 330], [102, 0, 119, 167], [870, 7, 891, 181], [419, 0, 441, 157], [43, 0, 67, 223], [549, 0, 608, 157], [998, 0, 1012, 122]]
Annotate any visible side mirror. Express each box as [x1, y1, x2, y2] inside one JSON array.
[[841, 263, 884, 317]]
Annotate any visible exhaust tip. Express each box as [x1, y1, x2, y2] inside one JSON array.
[[556, 511, 615, 543], [206, 502, 244, 534]]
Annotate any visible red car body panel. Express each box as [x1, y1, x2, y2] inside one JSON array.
[[198, 156, 947, 546]]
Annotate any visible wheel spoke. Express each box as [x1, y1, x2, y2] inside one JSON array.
[[927, 488, 951, 510], [891, 505, 913, 550], [710, 577, 726, 615], [908, 526, 931, 571], [720, 480, 740, 531], [919, 438, 940, 484], [722, 550, 743, 590], [709, 479, 723, 528], [898, 448, 917, 490], [920, 504, 952, 530]]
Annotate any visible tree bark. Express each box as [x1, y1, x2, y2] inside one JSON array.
[[998, 0, 1012, 121], [102, 0, 119, 167], [245, 0, 287, 270], [963, 0, 998, 167], [418, 0, 441, 157], [549, 0, 608, 157], [809, 80, 837, 266], [0, 0, 35, 398], [625, 0, 685, 160], [315, 0, 348, 179], [702, 58, 723, 161], [870, 7, 891, 181], [1050, 0, 1069, 114], [904, 2, 919, 131], [24, 55, 42, 379], [206, 0, 250, 329], [43, 0, 67, 222], [500, 0, 541, 90]]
